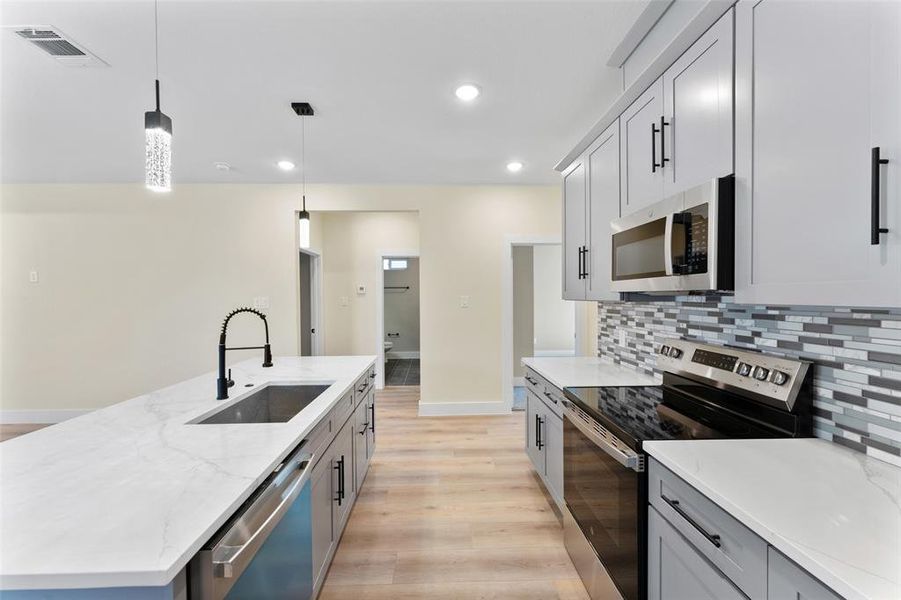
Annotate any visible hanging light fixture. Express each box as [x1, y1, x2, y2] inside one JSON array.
[[145, 0, 172, 192], [292, 102, 314, 249]]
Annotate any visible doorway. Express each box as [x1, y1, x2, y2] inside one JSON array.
[[298, 248, 323, 356], [502, 237, 582, 412], [376, 252, 420, 388]]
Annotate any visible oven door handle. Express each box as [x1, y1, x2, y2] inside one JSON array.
[[664, 213, 674, 276], [564, 405, 642, 472]]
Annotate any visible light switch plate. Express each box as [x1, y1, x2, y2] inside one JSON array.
[[357, 285, 366, 295], [28, 270, 39, 283], [460, 295, 470, 308], [339, 296, 349, 307]]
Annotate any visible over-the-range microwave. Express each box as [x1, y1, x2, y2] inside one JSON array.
[[610, 175, 734, 294]]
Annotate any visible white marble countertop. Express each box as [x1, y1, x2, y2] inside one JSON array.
[[522, 356, 660, 390], [0, 355, 376, 591], [643, 438, 901, 600]]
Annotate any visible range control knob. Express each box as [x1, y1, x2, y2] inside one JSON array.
[[772, 371, 790, 386], [669, 347, 683, 359], [736, 362, 752, 377], [753, 366, 770, 381], [660, 345, 671, 356]]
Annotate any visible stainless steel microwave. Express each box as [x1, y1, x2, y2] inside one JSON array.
[[610, 175, 734, 293]]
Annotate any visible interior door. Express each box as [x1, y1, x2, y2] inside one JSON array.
[[587, 120, 621, 300], [735, 0, 901, 306], [621, 79, 665, 214], [562, 159, 587, 300], [663, 8, 734, 196]]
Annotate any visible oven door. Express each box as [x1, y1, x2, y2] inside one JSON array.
[[563, 406, 643, 600]]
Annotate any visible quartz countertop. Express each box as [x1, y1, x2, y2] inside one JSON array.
[[0, 355, 375, 591], [521, 356, 660, 390], [643, 438, 901, 600]]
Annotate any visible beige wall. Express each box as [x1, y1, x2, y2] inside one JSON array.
[[316, 212, 420, 356], [532, 244, 574, 354], [1, 183, 560, 414], [511, 246, 533, 378], [384, 257, 420, 354]]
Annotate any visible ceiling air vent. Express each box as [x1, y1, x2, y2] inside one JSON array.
[[8, 25, 108, 67]]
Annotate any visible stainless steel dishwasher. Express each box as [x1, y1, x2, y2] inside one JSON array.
[[189, 442, 314, 599]]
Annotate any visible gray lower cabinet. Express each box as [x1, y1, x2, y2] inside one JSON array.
[[332, 418, 355, 533], [768, 548, 842, 600], [310, 448, 336, 593], [365, 387, 376, 462], [524, 383, 563, 509], [353, 397, 369, 494], [648, 505, 747, 600]]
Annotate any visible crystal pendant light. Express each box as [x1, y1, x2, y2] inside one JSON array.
[[294, 102, 314, 249], [145, 0, 172, 192]]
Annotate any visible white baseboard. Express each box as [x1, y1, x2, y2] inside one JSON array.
[[0, 409, 91, 424], [534, 349, 577, 357], [513, 376, 525, 387], [418, 400, 509, 416], [386, 350, 420, 360]]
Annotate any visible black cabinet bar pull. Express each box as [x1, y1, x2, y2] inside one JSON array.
[[576, 247, 583, 280], [544, 391, 558, 405], [369, 402, 375, 433], [582, 245, 589, 278], [661, 493, 721, 548], [334, 459, 343, 506], [534, 414, 540, 448], [537, 417, 544, 450], [872, 147, 890, 245], [651, 121, 659, 172], [660, 116, 670, 166]]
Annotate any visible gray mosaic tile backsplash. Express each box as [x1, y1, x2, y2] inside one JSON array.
[[597, 296, 901, 467]]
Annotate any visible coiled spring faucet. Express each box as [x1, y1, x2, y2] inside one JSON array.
[[217, 307, 273, 400]]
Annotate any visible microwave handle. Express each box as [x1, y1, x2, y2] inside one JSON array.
[[664, 213, 674, 276]]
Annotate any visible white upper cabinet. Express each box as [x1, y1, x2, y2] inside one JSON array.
[[663, 9, 734, 196], [562, 158, 588, 300], [621, 79, 666, 214], [587, 120, 621, 301], [734, 0, 901, 306]]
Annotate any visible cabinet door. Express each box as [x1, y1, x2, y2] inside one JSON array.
[[562, 158, 588, 300], [621, 79, 666, 214], [767, 548, 842, 600], [353, 398, 369, 494], [648, 506, 747, 600], [365, 388, 376, 462], [310, 452, 336, 592], [586, 120, 621, 301], [332, 419, 355, 535], [543, 410, 564, 507], [663, 9, 733, 196], [735, 0, 901, 306], [525, 390, 545, 475]]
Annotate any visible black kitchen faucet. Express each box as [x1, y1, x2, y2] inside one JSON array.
[[217, 307, 273, 400]]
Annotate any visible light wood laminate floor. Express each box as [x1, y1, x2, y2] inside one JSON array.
[[319, 386, 588, 600]]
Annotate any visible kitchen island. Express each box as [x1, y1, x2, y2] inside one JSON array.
[[0, 355, 376, 598]]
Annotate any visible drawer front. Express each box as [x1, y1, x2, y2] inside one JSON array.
[[354, 365, 376, 405], [767, 547, 842, 600], [331, 390, 356, 429], [304, 416, 332, 464], [524, 368, 564, 419], [524, 368, 543, 397], [648, 458, 767, 600]]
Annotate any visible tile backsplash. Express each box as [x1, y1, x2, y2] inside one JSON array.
[[597, 296, 901, 467]]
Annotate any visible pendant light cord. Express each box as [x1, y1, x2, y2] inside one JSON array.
[[154, 0, 160, 80], [301, 114, 306, 210]]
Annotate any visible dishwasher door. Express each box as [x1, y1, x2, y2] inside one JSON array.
[[190, 443, 314, 600]]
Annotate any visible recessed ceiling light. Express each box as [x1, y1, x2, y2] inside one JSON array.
[[455, 84, 481, 102], [213, 162, 232, 171], [277, 160, 295, 171], [506, 161, 524, 173]]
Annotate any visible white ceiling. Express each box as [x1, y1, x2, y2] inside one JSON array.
[[0, 1, 645, 185]]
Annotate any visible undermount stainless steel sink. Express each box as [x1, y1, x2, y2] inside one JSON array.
[[194, 384, 330, 424]]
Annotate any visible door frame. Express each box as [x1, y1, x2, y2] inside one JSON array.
[[297, 248, 324, 356], [375, 249, 420, 389], [501, 235, 584, 412]]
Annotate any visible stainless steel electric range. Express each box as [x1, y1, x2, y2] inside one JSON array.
[[561, 340, 813, 600]]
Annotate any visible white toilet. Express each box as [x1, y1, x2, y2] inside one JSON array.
[[383, 340, 393, 364]]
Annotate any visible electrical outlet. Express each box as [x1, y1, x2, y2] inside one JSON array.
[[618, 330, 627, 346], [357, 285, 366, 295], [28, 270, 39, 284], [459, 295, 470, 309], [339, 296, 349, 307]]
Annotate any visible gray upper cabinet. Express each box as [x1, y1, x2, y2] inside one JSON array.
[[586, 120, 621, 301], [663, 9, 734, 196], [648, 506, 747, 600], [768, 547, 842, 600], [734, 0, 901, 306], [562, 158, 588, 300], [621, 79, 666, 214]]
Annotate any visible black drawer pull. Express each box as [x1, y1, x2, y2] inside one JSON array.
[[872, 147, 890, 245], [525, 376, 538, 386], [661, 493, 721, 548], [543, 391, 558, 404], [369, 402, 375, 433]]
